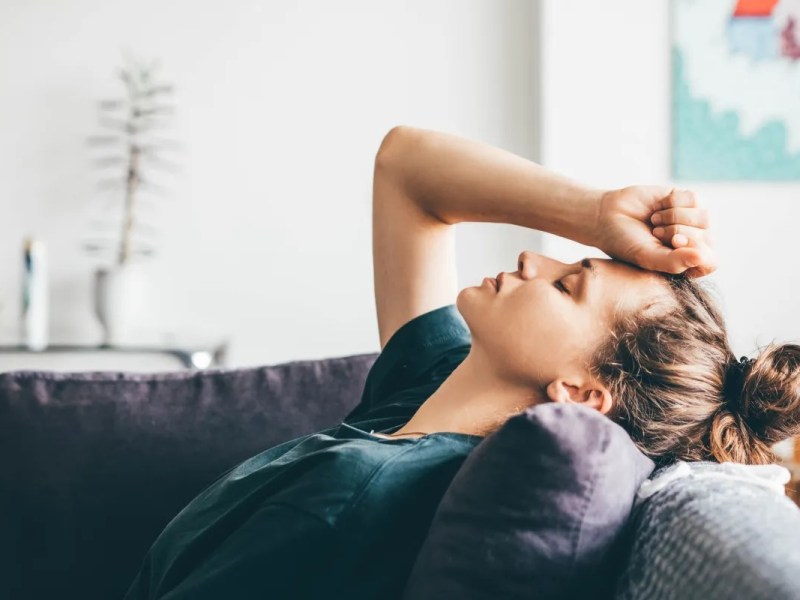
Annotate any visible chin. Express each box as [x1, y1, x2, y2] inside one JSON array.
[[456, 286, 482, 329], [455, 285, 472, 311]]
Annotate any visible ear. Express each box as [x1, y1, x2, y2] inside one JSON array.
[[545, 378, 613, 415]]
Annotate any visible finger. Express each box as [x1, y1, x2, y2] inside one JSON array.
[[651, 207, 710, 228], [684, 247, 719, 278], [652, 224, 709, 247], [654, 189, 698, 211], [636, 245, 697, 274], [685, 264, 716, 278], [636, 245, 712, 276]]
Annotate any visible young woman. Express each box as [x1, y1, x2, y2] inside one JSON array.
[[125, 127, 800, 599]]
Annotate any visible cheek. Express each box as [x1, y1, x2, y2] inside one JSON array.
[[479, 285, 592, 380], [503, 286, 570, 349]]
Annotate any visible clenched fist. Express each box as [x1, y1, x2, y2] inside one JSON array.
[[592, 186, 717, 278]]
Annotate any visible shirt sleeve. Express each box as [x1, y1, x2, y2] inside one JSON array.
[[343, 304, 471, 427]]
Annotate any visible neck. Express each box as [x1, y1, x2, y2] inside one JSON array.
[[392, 347, 546, 437]]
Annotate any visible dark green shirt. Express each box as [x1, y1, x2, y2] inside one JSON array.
[[124, 305, 482, 600]]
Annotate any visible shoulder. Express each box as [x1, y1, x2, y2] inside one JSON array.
[[344, 435, 480, 506], [334, 435, 481, 529], [277, 434, 479, 525]]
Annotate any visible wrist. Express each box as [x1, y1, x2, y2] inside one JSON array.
[[569, 186, 606, 247]]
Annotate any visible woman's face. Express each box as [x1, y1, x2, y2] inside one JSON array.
[[457, 251, 669, 390]]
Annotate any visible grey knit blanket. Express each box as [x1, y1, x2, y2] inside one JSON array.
[[614, 460, 800, 600]]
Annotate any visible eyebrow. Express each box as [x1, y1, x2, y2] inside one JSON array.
[[577, 258, 597, 300], [581, 258, 598, 276]]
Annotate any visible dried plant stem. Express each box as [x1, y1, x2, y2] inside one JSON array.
[[119, 143, 141, 266], [89, 57, 174, 266]]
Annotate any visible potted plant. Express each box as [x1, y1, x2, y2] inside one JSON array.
[[85, 56, 177, 346]]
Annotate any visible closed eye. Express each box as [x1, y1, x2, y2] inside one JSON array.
[[554, 279, 570, 295]]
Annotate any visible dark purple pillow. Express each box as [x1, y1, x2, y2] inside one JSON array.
[[403, 403, 655, 600]]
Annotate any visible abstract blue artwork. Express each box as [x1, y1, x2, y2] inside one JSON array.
[[673, 0, 800, 180]]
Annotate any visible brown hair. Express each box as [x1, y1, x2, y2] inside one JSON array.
[[592, 275, 800, 467]]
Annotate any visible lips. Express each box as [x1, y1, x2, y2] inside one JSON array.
[[495, 272, 505, 291]]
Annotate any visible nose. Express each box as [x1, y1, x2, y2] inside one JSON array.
[[517, 251, 565, 281], [517, 250, 540, 280]]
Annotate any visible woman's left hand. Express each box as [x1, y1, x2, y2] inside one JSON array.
[[593, 186, 717, 278]]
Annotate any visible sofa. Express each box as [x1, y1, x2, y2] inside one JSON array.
[[2, 353, 800, 600]]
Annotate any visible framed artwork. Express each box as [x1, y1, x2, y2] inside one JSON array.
[[673, 0, 800, 180]]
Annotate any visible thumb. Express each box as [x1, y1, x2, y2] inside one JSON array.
[[636, 244, 703, 275]]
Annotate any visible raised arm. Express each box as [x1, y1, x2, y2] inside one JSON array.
[[372, 126, 715, 348]]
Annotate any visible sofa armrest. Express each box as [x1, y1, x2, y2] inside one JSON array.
[[615, 461, 800, 599], [0, 353, 376, 600]]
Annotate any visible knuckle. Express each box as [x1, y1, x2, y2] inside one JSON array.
[[682, 209, 698, 225]]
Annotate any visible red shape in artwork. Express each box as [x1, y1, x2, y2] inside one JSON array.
[[732, 0, 780, 17], [782, 17, 800, 60]]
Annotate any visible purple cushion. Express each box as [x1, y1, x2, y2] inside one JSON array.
[[402, 403, 655, 600]]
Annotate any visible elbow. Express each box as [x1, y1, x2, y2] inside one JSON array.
[[374, 125, 415, 174]]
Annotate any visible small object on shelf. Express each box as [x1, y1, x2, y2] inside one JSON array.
[[21, 236, 49, 351], [0, 339, 228, 373], [85, 56, 178, 346], [94, 261, 151, 346]]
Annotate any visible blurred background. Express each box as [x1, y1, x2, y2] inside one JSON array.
[[1, 0, 798, 371]]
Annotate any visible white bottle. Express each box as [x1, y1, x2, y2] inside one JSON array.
[[21, 236, 49, 351]]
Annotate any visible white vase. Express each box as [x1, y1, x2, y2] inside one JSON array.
[[94, 262, 150, 346]]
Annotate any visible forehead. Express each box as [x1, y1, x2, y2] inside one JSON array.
[[594, 258, 671, 316]]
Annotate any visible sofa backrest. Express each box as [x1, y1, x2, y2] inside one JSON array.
[[0, 354, 376, 600], [4, 355, 800, 600]]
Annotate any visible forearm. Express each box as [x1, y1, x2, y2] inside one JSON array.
[[380, 126, 604, 246]]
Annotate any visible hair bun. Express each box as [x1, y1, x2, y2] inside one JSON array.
[[711, 344, 800, 464], [737, 344, 800, 439], [723, 355, 755, 414]]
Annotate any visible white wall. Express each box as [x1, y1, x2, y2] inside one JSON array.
[[0, 0, 540, 367], [539, 0, 800, 355]]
